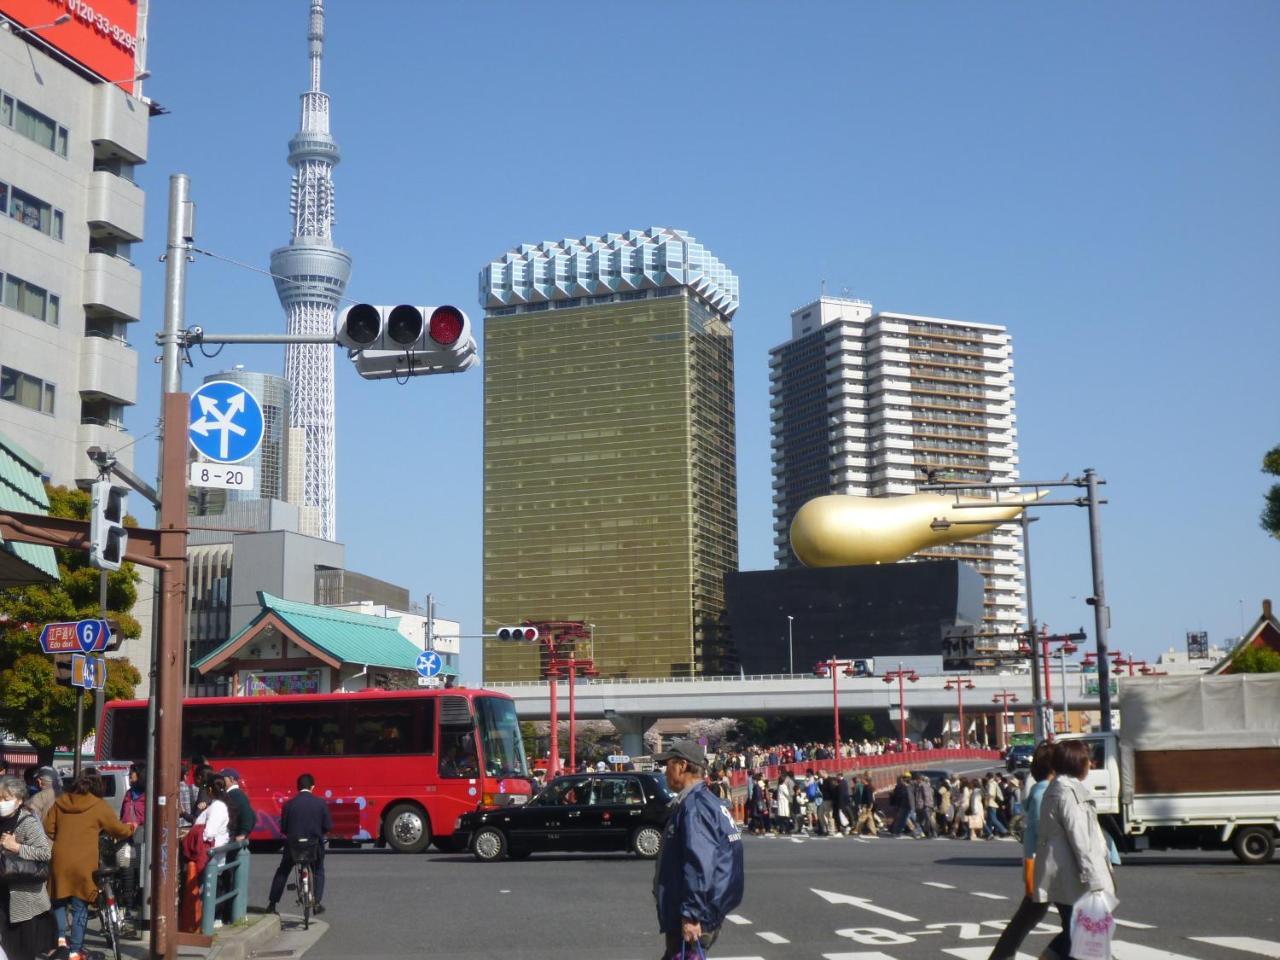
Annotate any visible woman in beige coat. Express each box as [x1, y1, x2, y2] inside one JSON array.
[[1032, 739, 1115, 960]]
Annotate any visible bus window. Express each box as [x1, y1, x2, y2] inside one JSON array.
[[349, 700, 430, 755], [106, 708, 148, 761], [474, 696, 529, 779], [438, 729, 479, 778], [263, 702, 344, 757], [185, 705, 259, 760]]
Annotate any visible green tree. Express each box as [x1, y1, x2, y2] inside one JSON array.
[[1230, 645, 1280, 673], [0, 485, 143, 763], [1261, 445, 1280, 538]]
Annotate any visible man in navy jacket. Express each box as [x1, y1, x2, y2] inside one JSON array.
[[267, 773, 333, 915], [652, 740, 745, 957]]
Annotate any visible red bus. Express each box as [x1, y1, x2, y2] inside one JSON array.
[[98, 688, 532, 853]]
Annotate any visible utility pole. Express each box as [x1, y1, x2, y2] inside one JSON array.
[[1084, 468, 1112, 731]]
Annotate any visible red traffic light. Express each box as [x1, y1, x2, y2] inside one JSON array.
[[497, 626, 540, 642], [429, 306, 465, 346]]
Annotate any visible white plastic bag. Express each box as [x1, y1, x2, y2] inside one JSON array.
[[1070, 889, 1119, 960]]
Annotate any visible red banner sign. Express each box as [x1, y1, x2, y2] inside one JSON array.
[[0, 0, 139, 86]]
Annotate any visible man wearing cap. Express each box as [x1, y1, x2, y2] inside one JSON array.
[[23, 766, 58, 822], [220, 769, 256, 843], [651, 740, 745, 958]]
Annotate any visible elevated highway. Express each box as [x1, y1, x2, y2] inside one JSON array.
[[488, 671, 1105, 755]]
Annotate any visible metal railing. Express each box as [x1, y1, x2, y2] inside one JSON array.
[[200, 840, 249, 936]]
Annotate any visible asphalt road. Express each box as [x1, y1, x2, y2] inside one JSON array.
[[244, 828, 1279, 960]]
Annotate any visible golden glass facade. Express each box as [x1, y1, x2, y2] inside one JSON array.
[[483, 291, 737, 681]]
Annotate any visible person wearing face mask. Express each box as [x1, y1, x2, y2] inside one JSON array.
[[0, 775, 56, 960]]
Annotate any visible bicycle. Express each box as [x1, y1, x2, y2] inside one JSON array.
[[284, 837, 320, 930], [92, 845, 127, 960]]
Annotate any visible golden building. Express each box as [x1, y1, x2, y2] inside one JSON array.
[[480, 229, 739, 681]]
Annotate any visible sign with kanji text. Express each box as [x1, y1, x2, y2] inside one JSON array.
[[39, 619, 112, 655]]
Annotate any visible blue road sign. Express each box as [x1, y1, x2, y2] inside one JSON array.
[[71, 654, 107, 690], [188, 380, 265, 464], [416, 650, 443, 678], [39, 619, 111, 654]]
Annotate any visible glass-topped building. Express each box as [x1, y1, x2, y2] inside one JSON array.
[[480, 228, 739, 681]]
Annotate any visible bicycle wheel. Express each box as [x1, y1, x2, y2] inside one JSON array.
[[102, 884, 123, 960], [300, 866, 311, 931]]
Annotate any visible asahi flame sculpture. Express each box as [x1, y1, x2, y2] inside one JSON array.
[[789, 491, 1045, 567]]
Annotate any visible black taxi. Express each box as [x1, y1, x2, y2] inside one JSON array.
[[457, 771, 673, 861]]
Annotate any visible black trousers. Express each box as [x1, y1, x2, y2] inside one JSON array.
[[987, 896, 1050, 960], [268, 848, 325, 906]]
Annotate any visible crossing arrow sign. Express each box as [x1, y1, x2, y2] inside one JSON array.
[[416, 650, 442, 678], [811, 888, 918, 923], [188, 380, 265, 464]]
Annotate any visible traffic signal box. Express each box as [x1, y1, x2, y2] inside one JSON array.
[[336, 303, 477, 379], [89, 480, 128, 571]]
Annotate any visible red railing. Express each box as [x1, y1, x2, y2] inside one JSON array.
[[725, 748, 1000, 790]]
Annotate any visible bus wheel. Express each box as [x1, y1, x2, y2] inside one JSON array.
[[1233, 826, 1275, 865], [384, 803, 431, 854], [472, 827, 507, 862]]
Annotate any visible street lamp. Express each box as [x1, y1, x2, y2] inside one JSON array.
[[882, 662, 920, 753], [1040, 631, 1084, 735], [2, 14, 71, 36], [943, 675, 976, 748], [992, 690, 1019, 752], [814, 656, 858, 756], [786, 615, 794, 675]]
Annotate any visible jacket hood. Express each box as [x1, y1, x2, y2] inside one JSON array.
[[53, 792, 102, 814]]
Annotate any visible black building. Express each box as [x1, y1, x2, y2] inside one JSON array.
[[724, 560, 983, 674]]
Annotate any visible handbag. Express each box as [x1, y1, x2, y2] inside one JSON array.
[[0, 850, 50, 883], [1069, 889, 1119, 960], [678, 942, 706, 960]]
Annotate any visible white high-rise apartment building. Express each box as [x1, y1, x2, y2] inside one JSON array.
[[769, 295, 1024, 629]]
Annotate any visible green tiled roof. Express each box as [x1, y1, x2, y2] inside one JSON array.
[[195, 591, 430, 672], [0, 434, 58, 582]]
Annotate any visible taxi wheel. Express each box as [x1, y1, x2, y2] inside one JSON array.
[[472, 827, 508, 862], [631, 826, 662, 859], [384, 803, 431, 854]]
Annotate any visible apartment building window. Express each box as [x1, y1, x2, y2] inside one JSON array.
[[0, 91, 69, 157], [0, 365, 55, 415], [1, 270, 59, 325], [0, 181, 64, 239]]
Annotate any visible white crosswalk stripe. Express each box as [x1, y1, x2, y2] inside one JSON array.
[[944, 948, 1037, 960], [922, 881, 956, 889], [971, 891, 1008, 900], [726, 913, 753, 925], [824, 953, 901, 960], [1115, 918, 1158, 929], [756, 931, 789, 944], [1113, 940, 1205, 960], [1192, 938, 1280, 959]]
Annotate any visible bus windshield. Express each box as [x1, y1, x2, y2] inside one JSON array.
[[475, 696, 529, 779]]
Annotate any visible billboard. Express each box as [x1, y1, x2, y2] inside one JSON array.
[[1, 0, 139, 86]]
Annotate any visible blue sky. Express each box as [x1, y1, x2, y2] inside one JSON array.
[[130, 2, 1279, 680]]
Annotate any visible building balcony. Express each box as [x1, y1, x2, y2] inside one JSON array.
[[83, 252, 142, 322], [87, 172, 145, 243], [79, 335, 138, 405], [91, 84, 149, 163]]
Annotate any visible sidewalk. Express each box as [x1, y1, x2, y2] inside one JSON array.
[[90, 909, 325, 960]]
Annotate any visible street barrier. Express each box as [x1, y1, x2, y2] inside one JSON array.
[[194, 840, 250, 936]]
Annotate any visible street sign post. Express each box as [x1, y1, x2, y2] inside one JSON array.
[[39, 619, 112, 654], [188, 380, 265, 463], [417, 676, 442, 688], [188, 461, 255, 491], [415, 650, 442, 679]]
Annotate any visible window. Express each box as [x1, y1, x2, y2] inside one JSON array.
[[0, 90, 69, 157], [438, 727, 479, 778], [183, 705, 260, 759], [263, 702, 346, 757], [0, 366, 55, 414], [0, 181, 64, 239], [591, 777, 644, 806], [2, 271, 58, 325], [536, 775, 592, 806], [348, 699, 430, 755]]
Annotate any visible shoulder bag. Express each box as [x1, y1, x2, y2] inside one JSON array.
[[0, 815, 50, 882]]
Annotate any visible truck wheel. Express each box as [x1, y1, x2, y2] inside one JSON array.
[[384, 803, 432, 854], [1232, 826, 1275, 865]]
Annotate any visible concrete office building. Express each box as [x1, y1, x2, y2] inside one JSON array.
[[769, 295, 1024, 629], [0, 7, 149, 487], [480, 228, 739, 681]]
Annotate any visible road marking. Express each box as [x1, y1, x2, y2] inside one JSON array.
[[1114, 918, 1157, 929], [757, 932, 789, 944], [811, 887, 919, 923], [1113, 941, 1203, 960], [922, 881, 956, 889], [726, 914, 752, 926], [1193, 939, 1280, 958], [498, 889, 510, 894], [824, 953, 900, 960], [945, 949, 1036, 960], [972, 891, 1009, 900], [791, 837, 806, 844]]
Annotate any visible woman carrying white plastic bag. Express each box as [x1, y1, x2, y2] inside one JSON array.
[[1069, 889, 1119, 960], [1031, 740, 1117, 960]]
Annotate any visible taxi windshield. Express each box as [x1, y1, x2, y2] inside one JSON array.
[[475, 696, 529, 779]]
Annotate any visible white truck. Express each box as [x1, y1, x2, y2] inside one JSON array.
[[1068, 672, 1280, 865]]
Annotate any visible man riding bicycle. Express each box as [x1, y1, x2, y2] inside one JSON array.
[[266, 774, 332, 917]]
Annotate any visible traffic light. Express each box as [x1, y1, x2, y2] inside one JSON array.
[[337, 303, 478, 379], [496, 626, 539, 642], [89, 479, 128, 571]]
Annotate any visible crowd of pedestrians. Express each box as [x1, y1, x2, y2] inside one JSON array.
[[712, 735, 984, 772]]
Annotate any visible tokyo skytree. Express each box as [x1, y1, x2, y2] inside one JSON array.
[[270, 0, 350, 541]]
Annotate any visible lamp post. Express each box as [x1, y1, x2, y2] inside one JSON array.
[[787, 615, 794, 675], [882, 662, 920, 753], [555, 655, 598, 773], [2, 13, 71, 35], [814, 656, 857, 756], [944, 675, 976, 747], [1040, 631, 1084, 735], [992, 690, 1019, 752]]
